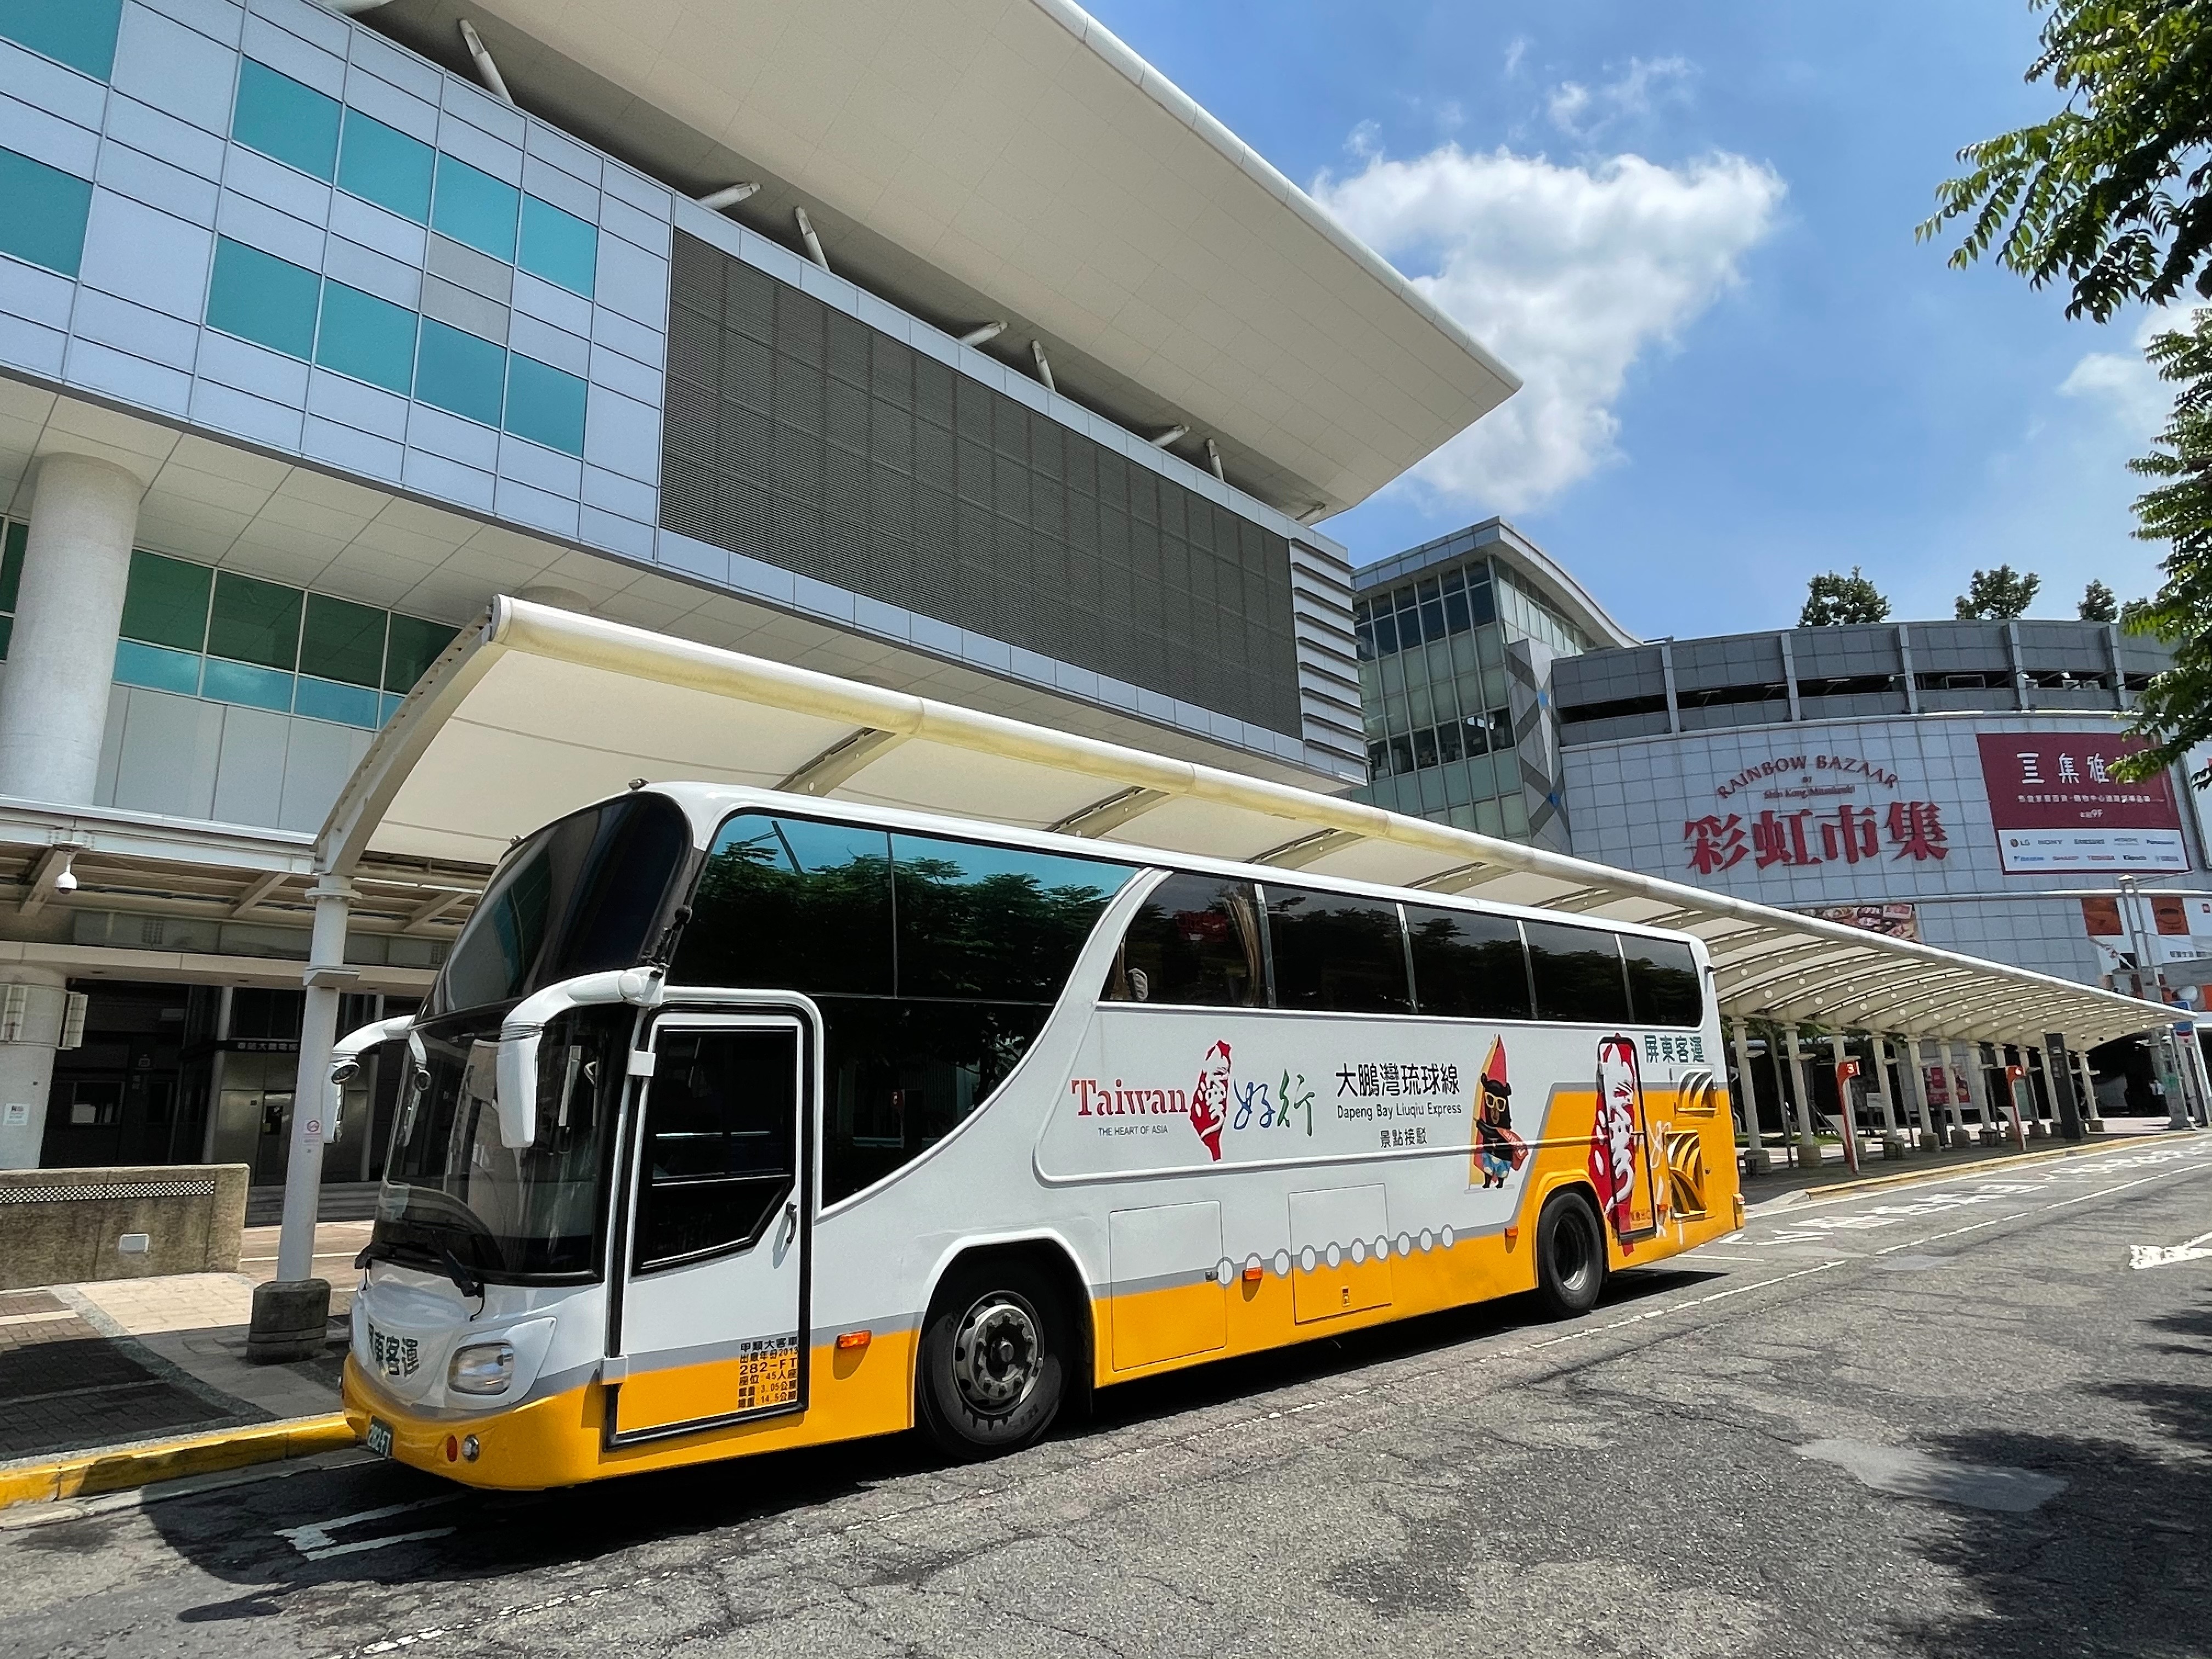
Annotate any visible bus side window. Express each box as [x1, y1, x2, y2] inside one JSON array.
[[633, 1028, 797, 1271], [1623, 935, 1703, 1027], [1524, 920, 1632, 1025], [1105, 874, 1265, 1007], [671, 814, 893, 996], [890, 834, 1136, 1001], [1404, 904, 1531, 1020], [1263, 886, 1410, 1014]]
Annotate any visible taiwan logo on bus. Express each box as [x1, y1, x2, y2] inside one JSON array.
[[1067, 1038, 1238, 1161]]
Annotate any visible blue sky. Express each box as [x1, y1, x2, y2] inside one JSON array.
[[1085, 1, 2173, 640]]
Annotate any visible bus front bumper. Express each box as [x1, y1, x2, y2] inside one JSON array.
[[342, 1355, 604, 1491]]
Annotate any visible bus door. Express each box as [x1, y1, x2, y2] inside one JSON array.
[[608, 1012, 811, 1443]]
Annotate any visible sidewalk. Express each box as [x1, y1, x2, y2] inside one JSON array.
[[0, 1216, 368, 1502], [1736, 1114, 2188, 1210]]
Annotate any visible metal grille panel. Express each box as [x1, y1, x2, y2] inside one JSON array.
[[662, 233, 1304, 733]]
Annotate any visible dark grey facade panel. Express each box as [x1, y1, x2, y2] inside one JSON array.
[[659, 233, 1303, 733], [1673, 633, 1785, 690], [1791, 624, 1901, 676]]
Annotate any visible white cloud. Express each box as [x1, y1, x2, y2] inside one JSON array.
[[1547, 57, 1693, 139], [1313, 141, 1785, 513], [2059, 310, 2182, 441]]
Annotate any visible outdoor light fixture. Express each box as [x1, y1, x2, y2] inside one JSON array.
[[696, 182, 761, 211], [1147, 425, 1188, 448], [958, 321, 1007, 347]]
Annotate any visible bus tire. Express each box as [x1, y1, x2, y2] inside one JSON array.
[[916, 1259, 1070, 1460], [1533, 1189, 1606, 1319]]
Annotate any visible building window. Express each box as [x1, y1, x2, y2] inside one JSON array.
[[518, 195, 597, 297], [337, 110, 435, 224], [232, 60, 341, 181], [315, 281, 419, 395], [0, 518, 23, 658], [206, 238, 320, 360], [414, 319, 507, 427], [503, 353, 588, 455], [107, 549, 457, 726], [0, 146, 93, 278], [432, 154, 520, 263], [1354, 563, 1495, 662], [0, 0, 121, 81]]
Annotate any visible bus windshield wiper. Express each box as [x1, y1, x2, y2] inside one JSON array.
[[439, 1247, 486, 1300]]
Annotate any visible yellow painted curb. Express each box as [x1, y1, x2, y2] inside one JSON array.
[[0, 1413, 358, 1512]]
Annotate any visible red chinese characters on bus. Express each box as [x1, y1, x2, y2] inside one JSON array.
[[1683, 802, 1948, 874]]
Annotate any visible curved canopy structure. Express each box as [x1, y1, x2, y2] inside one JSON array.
[[321, 599, 2168, 1048]]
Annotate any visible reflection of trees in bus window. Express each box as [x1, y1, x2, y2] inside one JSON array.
[[1621, 936, 1703, 1028], [673, 816, 893, 995], [1264, 887, 1412, 1013], [1524, 921, 1632, 1025], [1405, 905, 1532, 1020], [1104, 874, 1266, 1007], [890, 834, 1135, 1001]]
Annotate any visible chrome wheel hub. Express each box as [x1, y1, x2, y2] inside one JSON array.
[[950, 1292, 1042, 1415]]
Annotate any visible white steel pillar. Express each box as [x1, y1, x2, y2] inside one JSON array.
[[250, 876, 354, 1362], [1961, 1041, 1997, 1143], [0, 454, 139, 804], [1896, 1034, 1934, 1148], [1787, 1025, 1822, 1166], [1730, 1019, 1770, 1175], [1872, 1036, 1906, 1157], [1825, 1032, 1859, 1166], [2073, 1048, 2104, 1133]]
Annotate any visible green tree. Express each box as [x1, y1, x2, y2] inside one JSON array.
[[1798, 567, 1892, 626], [2114, 312, 2212, 781], [1955, 565, 2043, 619], [2080, 578, 2119, 620], [1920, 0, 2212, 777]]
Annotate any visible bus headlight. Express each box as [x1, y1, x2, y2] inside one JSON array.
[[448, 1341, 517, 1396]]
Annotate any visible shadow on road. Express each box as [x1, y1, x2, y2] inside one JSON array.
[[121, 1265, 1716, 1621], [1895, 1293, 2212, 1659]]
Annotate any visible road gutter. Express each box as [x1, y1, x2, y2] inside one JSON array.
[[0, 1413, 357, 1512]]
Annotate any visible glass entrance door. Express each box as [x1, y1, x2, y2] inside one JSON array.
[[612, 1014, 809, 1441]]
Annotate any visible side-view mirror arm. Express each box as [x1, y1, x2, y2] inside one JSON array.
[[494, 968, 665, 1149]]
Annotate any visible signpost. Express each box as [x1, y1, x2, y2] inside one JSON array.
[[1833, 1056, 1863, 1174]]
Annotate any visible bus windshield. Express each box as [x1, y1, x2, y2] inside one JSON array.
[[428, 792, 692, 1017], [372, 1007, 629, 1281]]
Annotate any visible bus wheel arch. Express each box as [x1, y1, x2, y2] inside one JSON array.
[[1531, 1184, 1607, 1319], [913, 1240, 1091, 1460]]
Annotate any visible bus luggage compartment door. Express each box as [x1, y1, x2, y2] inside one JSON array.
[[1107, 1201, 1226, 1372], [1289, 1185, 1392, 1324], [611, 1014, 809, 1442]]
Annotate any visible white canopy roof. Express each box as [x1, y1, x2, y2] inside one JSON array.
[[320, 599, 2169, 1047]]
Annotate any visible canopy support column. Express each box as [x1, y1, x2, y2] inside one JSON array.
[[1872, 1036, 1905, 1158], [251, 875, 356, 1363], [1729, 1019, 1770, 1176], [1961, 1042, 1996, 1144], [1786, 1026, 1821, 1167]]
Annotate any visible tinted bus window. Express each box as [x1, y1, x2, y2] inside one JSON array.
[[672, 814, 892, 995], [1105, 874, 1265, 1007], [1524, 920, 1630, 1025], [1265, 887, 1410, 1014], [1405, 905, 1530, 1020], [1623, 935, 1703, 1028], [891, 835, 1135, 1002], [436, 792, 689, 1014]]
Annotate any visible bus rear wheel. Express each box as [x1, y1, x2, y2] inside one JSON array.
[[917, 1260, 1070, 1460], [1533, 1190, 1606, 1319]]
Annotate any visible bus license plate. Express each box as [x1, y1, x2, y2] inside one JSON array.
[[365, 1418, 394, 1458]]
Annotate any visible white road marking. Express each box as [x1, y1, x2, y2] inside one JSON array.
[[277, 1497, 459, 1561], [0, 1310, 78, 1329], [2130, 1230, 2212, 1269]]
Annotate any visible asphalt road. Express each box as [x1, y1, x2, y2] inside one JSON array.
[[4, 1136, 2208, 1659]]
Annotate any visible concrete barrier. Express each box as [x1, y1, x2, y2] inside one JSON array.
[[0, 1164, 247, 1291]]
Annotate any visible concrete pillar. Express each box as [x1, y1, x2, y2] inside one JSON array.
[[0, 967, 71, 1169], [1730, 1020, 1770, 1175], [1896, 1035, 1936, 1148], [0, 454, 139, 805], [2074, 1048, 2105, 1133], [1939, 1040, 1970, 1145], [1873, 1037, 1906, 1156], [1787, 1025, 1822, 1166], [251, 876, 353, 1362], [1962, 1042, 1998, 1143], [1826, 1032, 1860, 1169]]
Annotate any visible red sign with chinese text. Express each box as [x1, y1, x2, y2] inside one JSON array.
[[1974, 733, 2180, 830]]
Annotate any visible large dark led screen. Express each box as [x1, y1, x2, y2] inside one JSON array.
[[661, 233, 1302, 733]]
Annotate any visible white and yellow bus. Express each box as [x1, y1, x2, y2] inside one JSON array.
[[340, 784, 1741, 1487]]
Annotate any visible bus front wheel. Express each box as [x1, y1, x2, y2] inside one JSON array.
[[917, 1260, 1070, 1460], [1533, 1190, 1606, 1319]]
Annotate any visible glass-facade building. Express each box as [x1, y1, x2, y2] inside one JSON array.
[[0, 0, 1520, 1175], [1353, 519, 1626, 846]]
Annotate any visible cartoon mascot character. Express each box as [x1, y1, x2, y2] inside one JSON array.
[[1189, 1040, 1232, 1161], [1473, 1037, 1527, 1188], [1590, 1035, 1656, 1250]]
